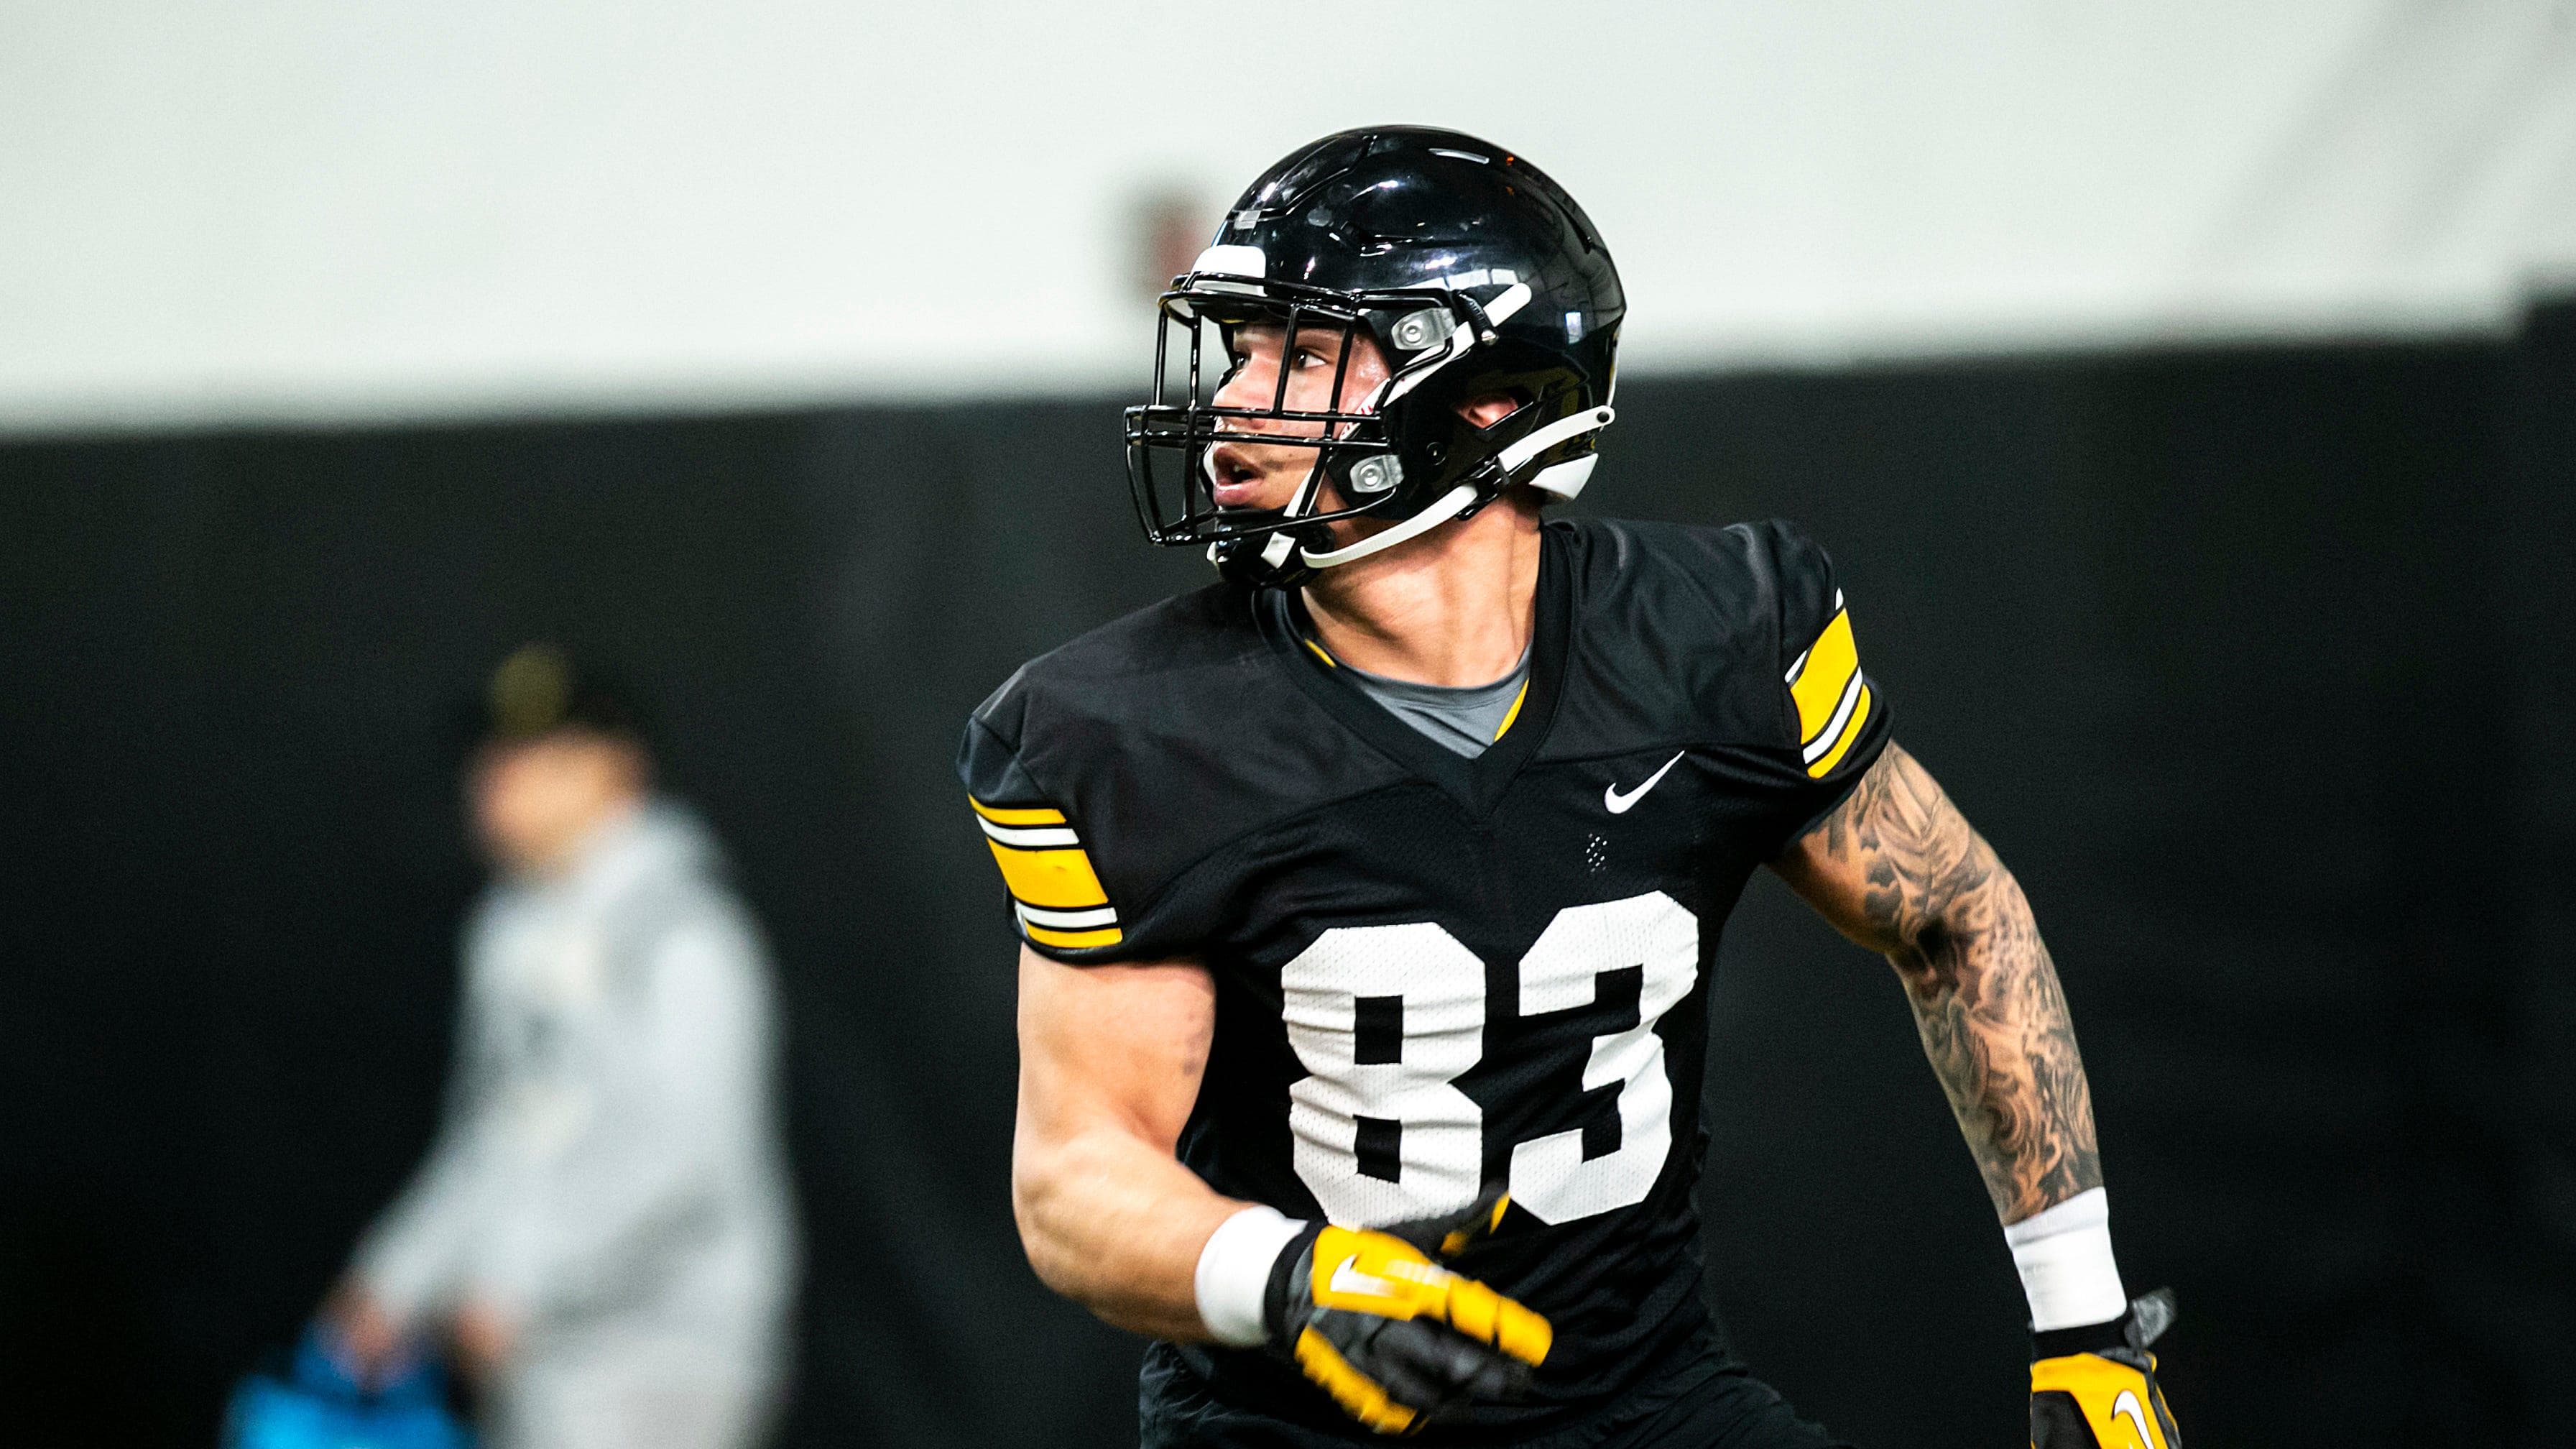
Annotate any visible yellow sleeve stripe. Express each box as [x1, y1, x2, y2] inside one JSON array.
[[1786, 608, 1860, 744], [1805, 684, 1872, 778], [984, 840, 1111, 910], [969, 796, 1066, 827], [970, 796, 1124, 949], [1788, 606, 1875, 777], [1022, 921, 1125, 950], [1491, 680, 1531, 742]]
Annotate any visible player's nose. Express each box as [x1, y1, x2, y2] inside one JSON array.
[[1210, 356, 1285, 415]]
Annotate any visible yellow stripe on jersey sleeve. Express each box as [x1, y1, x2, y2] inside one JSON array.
[[1022, 921, 1126, 950], [1806, 684, 1872, 778], [985, 841, 1109, 910], [1788, 610, 1860, 740], [1787, 608, 1873, 778], [967, 793, 1125, 949]]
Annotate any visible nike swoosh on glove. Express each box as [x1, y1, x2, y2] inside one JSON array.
[[2030, 1288, 2182, 1449], [1263, 1190, 1552, 1435]]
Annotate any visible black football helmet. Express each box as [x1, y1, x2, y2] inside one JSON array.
[[1123, 126, 1624, 585]]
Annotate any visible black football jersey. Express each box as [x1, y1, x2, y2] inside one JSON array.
[[958, 517, 1892, 1440]]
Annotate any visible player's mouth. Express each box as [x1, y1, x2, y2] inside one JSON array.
[[1206, 442, 1272, 509]]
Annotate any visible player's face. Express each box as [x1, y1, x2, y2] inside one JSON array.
[[1205, 321, 1393, 513]]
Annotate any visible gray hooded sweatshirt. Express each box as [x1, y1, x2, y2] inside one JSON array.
[[355, 801, 796, 1447]]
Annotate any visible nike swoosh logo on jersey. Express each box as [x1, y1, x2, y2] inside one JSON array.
[[2112, 1389, 2156, 1447], [1604, 752, 1686, 814]]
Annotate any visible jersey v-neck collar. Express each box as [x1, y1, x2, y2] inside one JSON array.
[[1256, 523, 1573, 818]]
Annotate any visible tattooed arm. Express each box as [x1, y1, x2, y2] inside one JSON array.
[[1767, 742, 2102, 1224]]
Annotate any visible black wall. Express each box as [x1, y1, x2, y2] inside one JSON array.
[[4, 309, 2570, 1448]]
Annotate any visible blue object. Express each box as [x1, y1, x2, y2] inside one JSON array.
[[223, 1327, 475, 1449]]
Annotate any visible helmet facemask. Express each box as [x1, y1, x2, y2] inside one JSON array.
[[1125, 277, 1499, 581]]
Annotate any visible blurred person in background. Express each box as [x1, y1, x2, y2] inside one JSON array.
[[320, 644, 798, 1449]]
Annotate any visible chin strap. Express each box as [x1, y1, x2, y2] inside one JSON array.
[[1298, 405, 1616, 571], [1298, 484, 1480, 570], [1498, 406, 1614, 475]]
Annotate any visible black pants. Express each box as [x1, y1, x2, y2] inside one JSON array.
[[1138, 1349, 1852, 1449]]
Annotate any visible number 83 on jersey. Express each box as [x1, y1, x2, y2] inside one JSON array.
[[1281, 890, 1699, 1229]]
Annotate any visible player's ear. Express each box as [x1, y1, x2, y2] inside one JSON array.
[[1456, 390, 1529, 430]]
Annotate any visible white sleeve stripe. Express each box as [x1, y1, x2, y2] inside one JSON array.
[[1014, 902, 1120, 931], [1801, 668, 1865, 761], [977, 819, 1082, 848]]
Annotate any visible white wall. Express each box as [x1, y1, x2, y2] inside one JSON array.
[[4, 0, 2573, 433]]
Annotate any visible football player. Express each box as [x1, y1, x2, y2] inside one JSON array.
[[962, 127, 2179, 1448]]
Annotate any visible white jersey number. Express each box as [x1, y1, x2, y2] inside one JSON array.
[[1282, 922, 1487, 1225], [1279, 891, 1700, 1228]]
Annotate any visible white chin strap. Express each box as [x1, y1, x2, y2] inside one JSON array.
[[1497, 405, 1614, 479], [1299, 405, 1616, 571], [1299, 484, 1480, 570]]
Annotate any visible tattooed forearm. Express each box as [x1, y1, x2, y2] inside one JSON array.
[[1775, 744, 2102, 1223]]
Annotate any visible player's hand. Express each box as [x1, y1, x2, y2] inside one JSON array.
[[2030, 1289, 2182, 1448], [317, 1279, 407, 1390], [1265, 1192, 1551, 1435], [451, 1296, 518, 1384]]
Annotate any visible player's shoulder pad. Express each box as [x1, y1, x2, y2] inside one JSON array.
[[1565, 514, 1832, 617], [1740, 518, 1886, 781], [964, 580, 1260, 766], [1549, 515, 1845, 750], [957, 581, 1405, 962]]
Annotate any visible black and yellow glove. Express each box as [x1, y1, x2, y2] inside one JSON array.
[[1263, 1195, 1552, 1435], [2030, 1289, 2182, 1449]]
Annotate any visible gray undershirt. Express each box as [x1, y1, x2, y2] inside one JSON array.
[[1335, 644, 1533, 758]]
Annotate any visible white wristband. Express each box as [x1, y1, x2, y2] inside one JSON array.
[[1194, 1205, 1308, 1347], [2005, 1187, 2128, 1332]]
